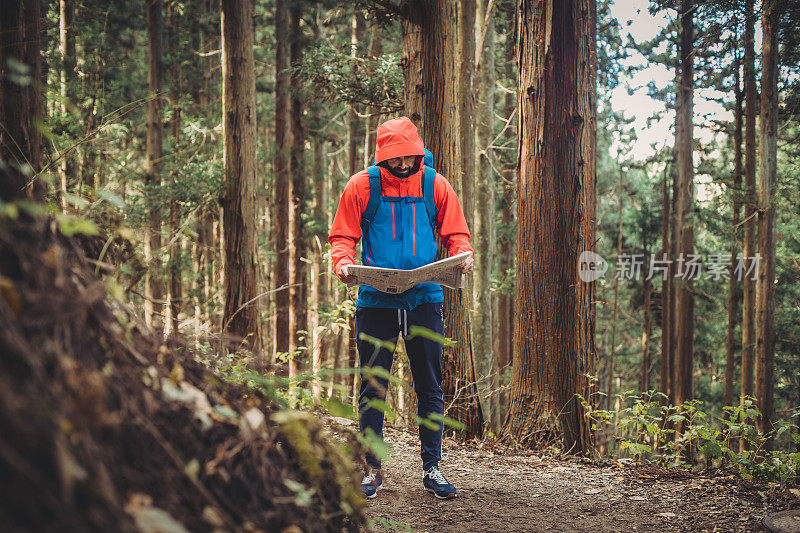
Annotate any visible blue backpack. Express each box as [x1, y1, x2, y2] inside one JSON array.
[[361, 149, 437, 235]]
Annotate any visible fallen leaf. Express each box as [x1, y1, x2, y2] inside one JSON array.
[[657, 512, 678, 518], [790, 488, 800, 499], [629, 496, 647, 501], [125, 493, 190, 533], [585, 488, 603, 495]]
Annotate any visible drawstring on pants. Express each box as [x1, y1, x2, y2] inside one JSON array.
[[397, 309, 408, 337]]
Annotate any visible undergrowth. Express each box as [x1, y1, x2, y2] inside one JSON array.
[[583, 391, 800, 484]]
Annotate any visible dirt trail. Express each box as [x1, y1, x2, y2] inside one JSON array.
[[364, 427, 795, 533]]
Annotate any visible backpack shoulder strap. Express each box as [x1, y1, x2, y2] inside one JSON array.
[[362, 166, 382, 230], [422, 166, 438, 229]]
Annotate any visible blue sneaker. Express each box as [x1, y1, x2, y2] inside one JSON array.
[[361, 468, 383, 499], [423, 466, 457, 499]]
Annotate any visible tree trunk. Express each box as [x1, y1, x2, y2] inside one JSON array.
[[310, 136, 328, 397], [0, 0, 43, 202], [666, 153, 679, 404], [475, 0, 497, 428], [402, 0, 483, 438], [220, 0, 261, 347], [606, 169, 624, 409], [144, 0, 164, 331], [755, 0, 779, 451], [673, 0, 694, 435], [502, 0, 597, 453], [725, 49, 743, 413], [640, 252, 652, 393], [59, 0, 75, 211], [740, 0, 757, 414], [363, 21, 382, 167], [659, 160, 672, 399], [289, 4, 307, 380], [348, 10, 362, 176], [458, 0, 476, 233], [273, 0, 291, 361], [495, 5, 517, 426], [166, 38, 183, 337]]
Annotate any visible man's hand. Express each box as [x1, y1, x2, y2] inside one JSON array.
[[457, 254, 474, 274], [338, 264, 357, 283]]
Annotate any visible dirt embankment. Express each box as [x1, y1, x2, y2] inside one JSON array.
[[0, 215, 366, 533]]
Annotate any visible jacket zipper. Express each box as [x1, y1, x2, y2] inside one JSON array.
[[412, 202, 416, 255]]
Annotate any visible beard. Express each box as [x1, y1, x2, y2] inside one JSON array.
[[379, 156, 422, 179]]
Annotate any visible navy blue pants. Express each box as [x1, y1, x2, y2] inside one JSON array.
[[356, 303, 445, 471]]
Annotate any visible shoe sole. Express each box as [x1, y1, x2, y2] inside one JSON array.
[[425, 487, 457, 499], [365, 483, 383, 499]]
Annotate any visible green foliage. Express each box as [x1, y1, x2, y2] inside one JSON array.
[[582, 392, 800, 484], [295, 41, 404, 112], [370, 517, 414, 532]]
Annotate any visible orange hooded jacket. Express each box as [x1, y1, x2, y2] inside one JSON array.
[[328, 117, 472, 277]]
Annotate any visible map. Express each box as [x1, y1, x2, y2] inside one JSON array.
[[346, 251, 472, 294]]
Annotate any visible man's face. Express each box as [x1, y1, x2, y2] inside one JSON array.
[[386, 155, 418, 174]]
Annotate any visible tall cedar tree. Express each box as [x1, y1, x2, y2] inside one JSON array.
[[166, 5, 183, 336], [0, 0, 42, 202], [59, 0, 75, 210], [144, 0, 164, 329], [475, 0, 498, 429], [502, 0, 597, 452], [725, 38, 743, 412], [673, 0, 695, 432], [401, 0, 484, 437], [755, 0, 779, 450], [273, 0, 291, 361], [220, 0, 261, 347], [495, 4, 516, 423], [741, 0, 757, 415], [289, 4, 308, 377]]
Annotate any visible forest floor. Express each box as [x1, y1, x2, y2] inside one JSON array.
[[354, 425, 800, 533]]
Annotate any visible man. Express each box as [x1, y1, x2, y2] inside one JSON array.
[[328, 116, 473, 500]]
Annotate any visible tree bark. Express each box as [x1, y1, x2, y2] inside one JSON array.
[[475, 0, 497, 428], [755, 0, 779, 451], [220, 0, 261, 348], [673, 0, 694, 433], [144, 0, 164, 330], [402, 0, 483, 438], [289, 4, 308, 379], [740, 0, 757, 414], [502, 0, 597, 453], [273, 0, 291, 361], [0, 0, 43, 202]]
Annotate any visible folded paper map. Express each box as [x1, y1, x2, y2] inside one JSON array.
[[346, 251, 472, 294]]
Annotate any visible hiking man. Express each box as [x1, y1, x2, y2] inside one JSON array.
[[328, 116, 473, 500]]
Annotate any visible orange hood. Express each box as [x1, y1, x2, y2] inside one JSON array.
[[374, 116, 425, 163]]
